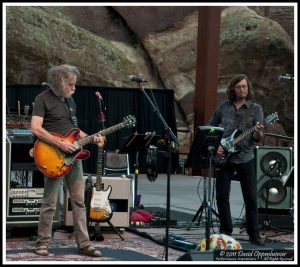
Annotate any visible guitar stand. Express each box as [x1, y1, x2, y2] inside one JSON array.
[[90, 222, 104, 241], [85, 176, 124, 241], [106, 220, 125, 240], [88, 220, 124, 241]]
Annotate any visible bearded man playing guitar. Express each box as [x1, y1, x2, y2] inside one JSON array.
[[208, 74, 265, 246], [31, 64, 104, 257]]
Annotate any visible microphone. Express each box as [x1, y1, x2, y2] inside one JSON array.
[[128, 75, 147, 83], [278, 74, 294, 80], [95, 91, 105, 123], [24, 105, 30, 115], [95, 91, 103, 100]]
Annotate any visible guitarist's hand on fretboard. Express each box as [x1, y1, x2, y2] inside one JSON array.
[[96, 140, 105, 148], [255, 122, 264, 131], [92, 134, 105, 144], [254, 121, 264, 140]]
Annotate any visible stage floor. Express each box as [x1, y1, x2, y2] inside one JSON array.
[[5, 174, 295, 263]]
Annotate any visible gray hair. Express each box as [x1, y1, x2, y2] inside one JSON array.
[[47, 64, 80, 94]]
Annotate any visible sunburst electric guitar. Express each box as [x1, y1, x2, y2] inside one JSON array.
[[215, 112, 278, 167], [33, 115, 136, 178], [89, 144, 113, 221]]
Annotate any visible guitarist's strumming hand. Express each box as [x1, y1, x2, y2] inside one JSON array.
[[217, 145, 224, 155], [215, 145, 225, 162], [58, 139, 78, 154]]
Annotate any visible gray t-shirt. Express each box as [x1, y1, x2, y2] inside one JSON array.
[[32, 89, 77, 136], [208, 100, 264, 164]]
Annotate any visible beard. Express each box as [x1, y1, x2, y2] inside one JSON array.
[[64, 91, 75, 98], [236, 94, 247, 100]]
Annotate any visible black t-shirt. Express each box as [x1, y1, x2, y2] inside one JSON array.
[[32, 89, 77, 136]]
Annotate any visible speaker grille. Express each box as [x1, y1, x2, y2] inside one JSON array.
[[104, 152, 128, 169], [260, 151, 288, 178], [256, 146, 293, 210], [260, 178, 287, 204]]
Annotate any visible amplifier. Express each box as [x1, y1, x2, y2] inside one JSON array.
[[7, 188, 44, 218], [6, 128, 35, 144], [6, 187, 62, 227], [9, 207, 42, 216], [9, 187, 44, 198]]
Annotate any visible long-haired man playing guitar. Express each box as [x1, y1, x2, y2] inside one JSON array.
[[31, 64, 104, 257]]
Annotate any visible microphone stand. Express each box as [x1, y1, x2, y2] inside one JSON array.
[[140, 85, 179, 261]]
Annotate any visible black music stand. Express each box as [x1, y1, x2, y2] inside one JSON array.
[[120, 132, 161, 209], [186, 126, 224, 250]]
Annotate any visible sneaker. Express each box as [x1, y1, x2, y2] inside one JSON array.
[[79, 245, 102, 257]]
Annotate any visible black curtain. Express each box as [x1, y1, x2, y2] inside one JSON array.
[[6, 85, 178, 175]]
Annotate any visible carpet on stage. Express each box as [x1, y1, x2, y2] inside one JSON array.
[[5, 238, 184, 261]]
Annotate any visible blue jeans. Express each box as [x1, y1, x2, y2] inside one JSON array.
[[36, 160, 91, 249], [216, 159, 259, 236]]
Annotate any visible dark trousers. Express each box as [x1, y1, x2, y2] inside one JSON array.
[[216, 158, 259, 236]]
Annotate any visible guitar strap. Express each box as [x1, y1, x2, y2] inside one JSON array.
[[66, 97, 78, 127]]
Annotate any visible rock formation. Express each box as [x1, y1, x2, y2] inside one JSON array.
[[5, 5, 295, 155]]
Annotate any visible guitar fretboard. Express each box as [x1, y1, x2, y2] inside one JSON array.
[[95, 146, 104, 191], [232, 113, 277, 145], [78, 122, 125, 147], [233, 126, 256, 145]]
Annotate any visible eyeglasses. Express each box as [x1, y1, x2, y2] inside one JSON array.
[[234, 84, 248, 89]]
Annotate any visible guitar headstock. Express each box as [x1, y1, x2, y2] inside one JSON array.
[[123, 115, 136, 128], [264, 112, 279, 125]]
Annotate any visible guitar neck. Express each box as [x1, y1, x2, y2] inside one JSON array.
[[78, 122, 125, 147], [95, 146, 104, 190], [232, 126, 256, 145]]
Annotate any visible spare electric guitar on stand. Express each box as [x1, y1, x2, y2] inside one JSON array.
[[88, 143, 113, 241], [215, 112, 279, 167], [88, 91, 125, 241], [89, 144, 112, 222]]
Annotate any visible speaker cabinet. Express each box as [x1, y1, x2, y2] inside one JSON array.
[[255, 146, 293, 211], [64, 176, 130, 227]]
